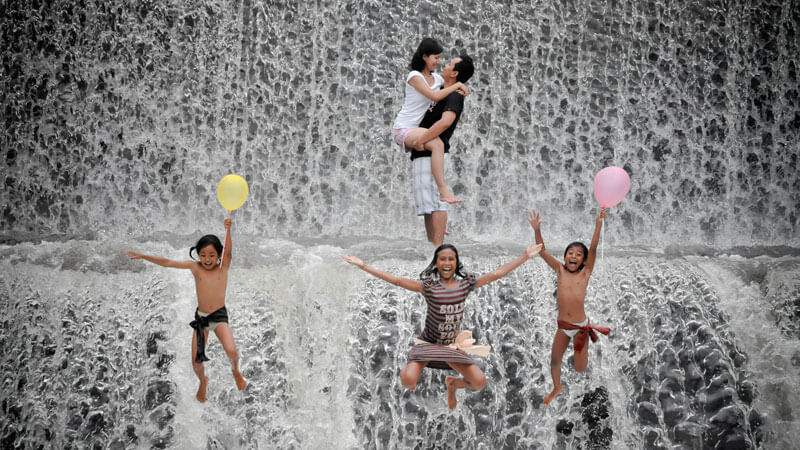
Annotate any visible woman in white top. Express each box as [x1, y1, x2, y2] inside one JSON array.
[[392, 38, 467, 204]]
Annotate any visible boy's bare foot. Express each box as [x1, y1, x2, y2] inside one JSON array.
[[196, 376, 209, 403], [440, 190, 462, 204], [233, 370, 248, 391], [543, 384, 563, 406], [445, 376, 459, 410]]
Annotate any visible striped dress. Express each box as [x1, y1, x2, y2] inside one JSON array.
[[407, 273, 478, 370]]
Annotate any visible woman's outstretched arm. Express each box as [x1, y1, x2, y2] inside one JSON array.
[[341, 255, 424, 293], [408, 76, 468, 102], [475, 244, 542, 288]]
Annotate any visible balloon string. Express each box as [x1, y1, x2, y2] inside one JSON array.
[[601, 221, 605, 263], [220, 209, 231, 267]]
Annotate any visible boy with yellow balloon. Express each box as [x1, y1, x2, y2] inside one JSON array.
[[124, 174, 249, 402]]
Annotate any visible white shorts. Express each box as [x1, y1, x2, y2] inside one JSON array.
[[412, 154, 449, 216], [197, 310, 224, 332], [562, 318, 589, 338]]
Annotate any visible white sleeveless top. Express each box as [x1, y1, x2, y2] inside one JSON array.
[[392, 71, 444, 130]]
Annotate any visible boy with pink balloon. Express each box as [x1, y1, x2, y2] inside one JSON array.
[[528, 166, 629, 406], [124, 174, 250, 402]]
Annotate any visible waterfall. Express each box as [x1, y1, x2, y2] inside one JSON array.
[[2, 0, 798, 247], [1, 0, 798, 448]]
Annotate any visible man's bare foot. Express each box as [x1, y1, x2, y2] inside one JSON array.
[[440, 190, 462, 204], [196, 376, 209, 402], [543, 384, 563, 406], [233, 370, 247, 391], [445, 376, 459, 410]]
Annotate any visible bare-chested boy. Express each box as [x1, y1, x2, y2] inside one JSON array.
[[528, 208, 610, 405], [125, 217, 247, 402]]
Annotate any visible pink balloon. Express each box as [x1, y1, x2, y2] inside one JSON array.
[[593, 166, 631, 207]]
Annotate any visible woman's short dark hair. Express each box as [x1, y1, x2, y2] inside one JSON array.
[[409, 38, 444, 72]]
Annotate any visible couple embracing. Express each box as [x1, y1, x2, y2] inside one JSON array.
[[391, 38, 475, 247]]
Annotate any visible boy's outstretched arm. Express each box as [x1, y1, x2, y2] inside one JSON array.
[[124, 251, 194, 269], [476, 244, 542, 287], [583, 208, 606, 274], [221, 217, 233, 268], [527, 209, 561, 272], [341, 255, 424, 293]]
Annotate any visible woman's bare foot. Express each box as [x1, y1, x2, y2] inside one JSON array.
[[440, 189, 461, 204], [233, 370, 248, 391], [543, 384, 563, 406], [196, 376, 209, 402], [445, 376, 459, 410]]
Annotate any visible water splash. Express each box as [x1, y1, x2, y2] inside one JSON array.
[[2, 239, 799, 447], [0, 265, 176, 448]]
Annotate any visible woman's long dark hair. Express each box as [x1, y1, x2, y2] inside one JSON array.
[[409, 37, 443, 72], [420, 244, 466, 280], [190, 234, 223, 261]]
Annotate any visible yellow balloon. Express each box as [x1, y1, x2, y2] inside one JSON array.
[[217, 174, 249, 211]]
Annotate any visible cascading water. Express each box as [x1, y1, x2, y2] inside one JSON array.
[[3, 0, 798, 245], [1, 0, 798, 448]]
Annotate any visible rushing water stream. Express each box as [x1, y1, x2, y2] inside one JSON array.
[[1, 0, 798, 448], [1, 240, 799, 448]]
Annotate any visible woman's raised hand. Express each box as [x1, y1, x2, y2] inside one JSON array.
[[526, 243, 543, 259]]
